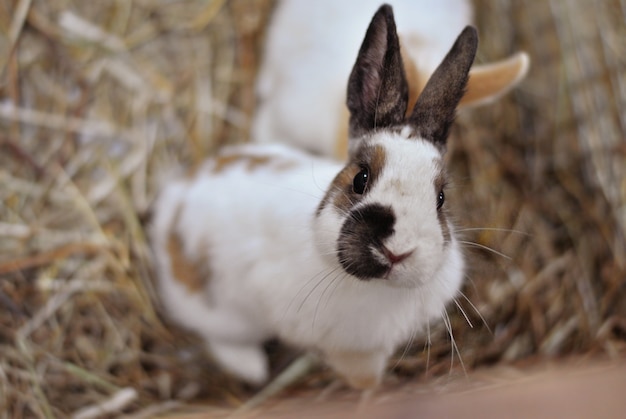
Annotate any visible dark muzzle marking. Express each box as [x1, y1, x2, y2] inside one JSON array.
[[337, 203, 396, 279]]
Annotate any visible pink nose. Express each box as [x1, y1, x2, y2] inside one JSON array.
[[382, 246, 413, 264]]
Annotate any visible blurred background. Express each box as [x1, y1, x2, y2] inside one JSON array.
[[0, 0, 624, 417]]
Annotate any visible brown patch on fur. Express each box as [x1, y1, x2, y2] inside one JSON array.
[[361, 143, 387, 178], [167, 208, 210, 292], [328, 164, 361, 214], [439, 208, 451, 244], [273, 160, 298, 172], [213, 154, 269, 173], [318, 144, 387, 216], [212, 153, 296, 174], [434, 164, 446, 192]]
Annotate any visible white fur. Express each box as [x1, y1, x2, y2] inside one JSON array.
[[150, 140, 464, 387], [252, 0, 472, 156]]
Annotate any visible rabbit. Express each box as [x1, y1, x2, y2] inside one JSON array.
[[150, 5, 475, 389], [252, 0, 530, 159]]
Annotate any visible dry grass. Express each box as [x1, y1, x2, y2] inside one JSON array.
[[0, 0, 624, 417]]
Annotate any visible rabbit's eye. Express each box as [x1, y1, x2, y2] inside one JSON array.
[[437, 190, 445, 210], [352, 167, 369, 194]]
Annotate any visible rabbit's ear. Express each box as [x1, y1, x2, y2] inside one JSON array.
[[403, 51, 530, 112], [408, 26, 477, 148], [347, 4, 408, 139], [460, 52, 530, 107]]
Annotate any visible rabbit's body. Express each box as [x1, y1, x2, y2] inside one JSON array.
[[253, 0, 528, 159], [152, 141, 463, 387], [152, 6, 476, 388]]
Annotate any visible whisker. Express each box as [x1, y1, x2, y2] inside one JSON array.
[[417, 291, 432, 374], [442, 309, 467, 378], [458, 240, 512, 260], [316, 248, 342, 258], [462, 272, 479, 295], [260, 181, 325, 201], [297, 268, 339, 313], [391, 326, 417, 370], [457, 290, 492, 335], [425, 319, 431, 374], [285, 268, 329, 316], [312, 268, 344, 330], [456, 227, 531, 236], [286, 264, 341, 320], [453, 298, 473, 328], [322, 270, 346, 311]]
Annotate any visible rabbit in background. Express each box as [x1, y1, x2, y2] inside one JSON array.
[[151, 5, 477, 389], [252, 0, 529, 159]]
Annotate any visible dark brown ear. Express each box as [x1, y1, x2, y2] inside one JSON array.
[[408, 26, 478, 148], [346, 4, 408, 139]]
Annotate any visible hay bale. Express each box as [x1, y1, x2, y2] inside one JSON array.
[[0, 0, 624, 416]]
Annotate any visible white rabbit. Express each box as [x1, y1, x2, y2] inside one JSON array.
[[151, 5, 474, 389], [252, 0, 529, 159]]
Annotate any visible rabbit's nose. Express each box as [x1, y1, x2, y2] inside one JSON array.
[[381, 246, 413, 265]]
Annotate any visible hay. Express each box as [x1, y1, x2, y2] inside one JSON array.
[[0, 0, 624, 416]]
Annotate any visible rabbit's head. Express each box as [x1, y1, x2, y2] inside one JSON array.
[[314, 4, 475, 289]]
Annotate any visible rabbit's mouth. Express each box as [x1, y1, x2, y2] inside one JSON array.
[[338, 241, 416, 281]]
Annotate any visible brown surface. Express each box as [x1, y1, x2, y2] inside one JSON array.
[[256, 359, 626, 418]]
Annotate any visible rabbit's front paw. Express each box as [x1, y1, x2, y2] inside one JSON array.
[[206, 341, 269, 385], [325, 349, 387, 390]]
